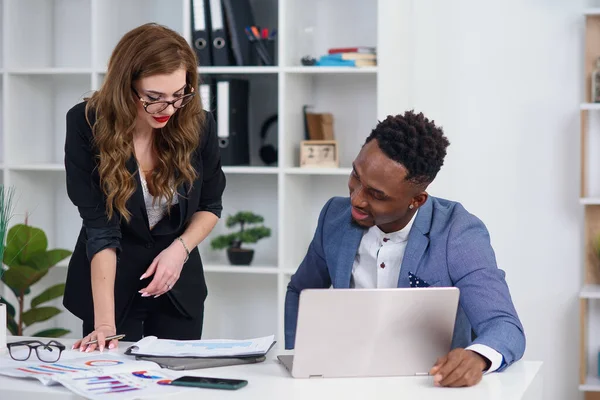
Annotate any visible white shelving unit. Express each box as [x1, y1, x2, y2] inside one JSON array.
[[0, 0, 403, 348], [580, 9, 600, 398]]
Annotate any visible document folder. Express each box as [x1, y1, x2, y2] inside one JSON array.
[[132, 355, 266, 371], [191, 0, 213, 66], [208, 0, 232, 65], [222, 0, 257, 65], [215, 79, 250, 165]]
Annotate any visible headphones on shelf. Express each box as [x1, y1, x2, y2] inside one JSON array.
[[259, 114, 278, 165]]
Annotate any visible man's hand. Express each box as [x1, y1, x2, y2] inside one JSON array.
[[429, 348, 489, 387]]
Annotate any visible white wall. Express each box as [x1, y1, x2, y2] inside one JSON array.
[[379, 1, 584, 399]]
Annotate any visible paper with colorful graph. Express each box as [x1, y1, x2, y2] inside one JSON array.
[[53, 369, 184, 399], [0, 352, 159, 386]]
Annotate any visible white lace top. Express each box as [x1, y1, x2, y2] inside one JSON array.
[[139, 172, 179, 229]]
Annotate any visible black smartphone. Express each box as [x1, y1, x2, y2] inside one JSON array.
[[169, 376, 248, 390]]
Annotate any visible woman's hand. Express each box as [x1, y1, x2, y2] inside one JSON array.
[[72, 324, 117, 352], [139, 240, 187, 297]]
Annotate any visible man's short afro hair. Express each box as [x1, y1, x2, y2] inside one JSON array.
[[365, 110, 450, 185]]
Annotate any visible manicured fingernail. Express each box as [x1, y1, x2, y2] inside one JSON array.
[[141, 293, 150, 297], [140, 275, 145, 280], [99, 346, 104, 353], [109, 343, 115, 349], [154, 295, 160, 298], [85, 348, 92, 353]]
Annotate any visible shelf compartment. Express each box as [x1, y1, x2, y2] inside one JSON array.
[[95, 0, 184, 70], [202, 274, 278, 340], [282, 174, 348, 269], [5, 74, 91, 165], [283, 0, 377, 68], [5, 0, 91, 69], [198, 174, 278, 267], [282, 73, 376, 169]]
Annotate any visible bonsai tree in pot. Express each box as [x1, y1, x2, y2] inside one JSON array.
[[210, 211, 271, 266]]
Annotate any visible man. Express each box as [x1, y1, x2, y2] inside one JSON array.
[[284, 111, 525, 388]]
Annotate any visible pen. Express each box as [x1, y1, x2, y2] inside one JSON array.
[[83, 334, 126, 346]]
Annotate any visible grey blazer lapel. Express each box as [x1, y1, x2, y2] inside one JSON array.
[[334, 218, 364, 288], [397, 197, 433, 286]]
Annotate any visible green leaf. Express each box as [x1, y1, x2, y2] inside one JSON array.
[[4, 224, 47, 266], [28, 249, 71, 271], [31, 284, 66, 308], [0, 297, 16, 318], [2, 265, 48, 292], [7, 315, 18, 335], [32, 328, 71, 338], [226, 212, 264, 227], [22, 306, 61, 327], [1, 279, 30, 298], [210, 233, 238, 250], [239, 227, 271, 244]]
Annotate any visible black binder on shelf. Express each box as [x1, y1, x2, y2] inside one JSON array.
[[222, 0, 257, 66], [208, 0, 233, 66], [214, 79, 250, 166], [190, 0, 213, 66]]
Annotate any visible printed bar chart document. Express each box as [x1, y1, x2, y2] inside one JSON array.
[[126, 335, 276, 358]]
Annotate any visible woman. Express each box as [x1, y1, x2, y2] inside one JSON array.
[[64, 23, 226, 352]]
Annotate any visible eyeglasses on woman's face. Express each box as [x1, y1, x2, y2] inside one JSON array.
[[7, 340, 66, 362], [132, 85, 195, 114]]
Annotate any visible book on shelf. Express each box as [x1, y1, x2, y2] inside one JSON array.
[[316, 55, 376, 68], [326, 52, 376, 61], [328, 46, 376, 54]]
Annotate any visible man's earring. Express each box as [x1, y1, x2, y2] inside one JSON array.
[[409, 204, 414, 210]]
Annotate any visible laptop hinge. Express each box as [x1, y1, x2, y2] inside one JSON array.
[[415, 372, 429, 376], [309, 375, 324, 379]]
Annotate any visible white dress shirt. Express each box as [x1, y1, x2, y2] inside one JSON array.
[[350, 211, 503, 373]]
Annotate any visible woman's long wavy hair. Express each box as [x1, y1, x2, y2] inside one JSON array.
[[86, 23, 204, 223]]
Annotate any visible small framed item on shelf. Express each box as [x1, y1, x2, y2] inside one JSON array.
[[300, 140, 339, 168]]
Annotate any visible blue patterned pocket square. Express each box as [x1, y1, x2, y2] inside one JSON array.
[[408, 272, 430, 288]]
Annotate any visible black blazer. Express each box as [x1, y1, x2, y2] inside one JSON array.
[[63, 101, 226, 326]]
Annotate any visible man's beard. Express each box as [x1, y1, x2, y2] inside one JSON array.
[[350, 216, 369, 229]]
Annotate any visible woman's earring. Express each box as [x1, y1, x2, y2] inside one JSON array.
[[409, 204, 414, 210]]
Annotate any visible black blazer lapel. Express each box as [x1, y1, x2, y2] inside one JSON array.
[[177, 180, 189, 227], [125, 156, 152, 239]]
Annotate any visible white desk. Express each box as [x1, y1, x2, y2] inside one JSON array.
[[0, 338, 543, 400]]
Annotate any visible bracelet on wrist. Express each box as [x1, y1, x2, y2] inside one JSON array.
[[176, 236, 190, 262]]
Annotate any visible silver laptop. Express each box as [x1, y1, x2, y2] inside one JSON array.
[[278, 287, 459, 378]]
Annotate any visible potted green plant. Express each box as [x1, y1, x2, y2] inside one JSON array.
[[0, 221, 72, 337], [210, 211, 271, 266]]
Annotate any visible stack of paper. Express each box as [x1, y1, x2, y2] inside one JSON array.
[[127, 335, 276, 358]]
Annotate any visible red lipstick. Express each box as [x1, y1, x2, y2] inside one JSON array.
[[153, 115, 170, 123]]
